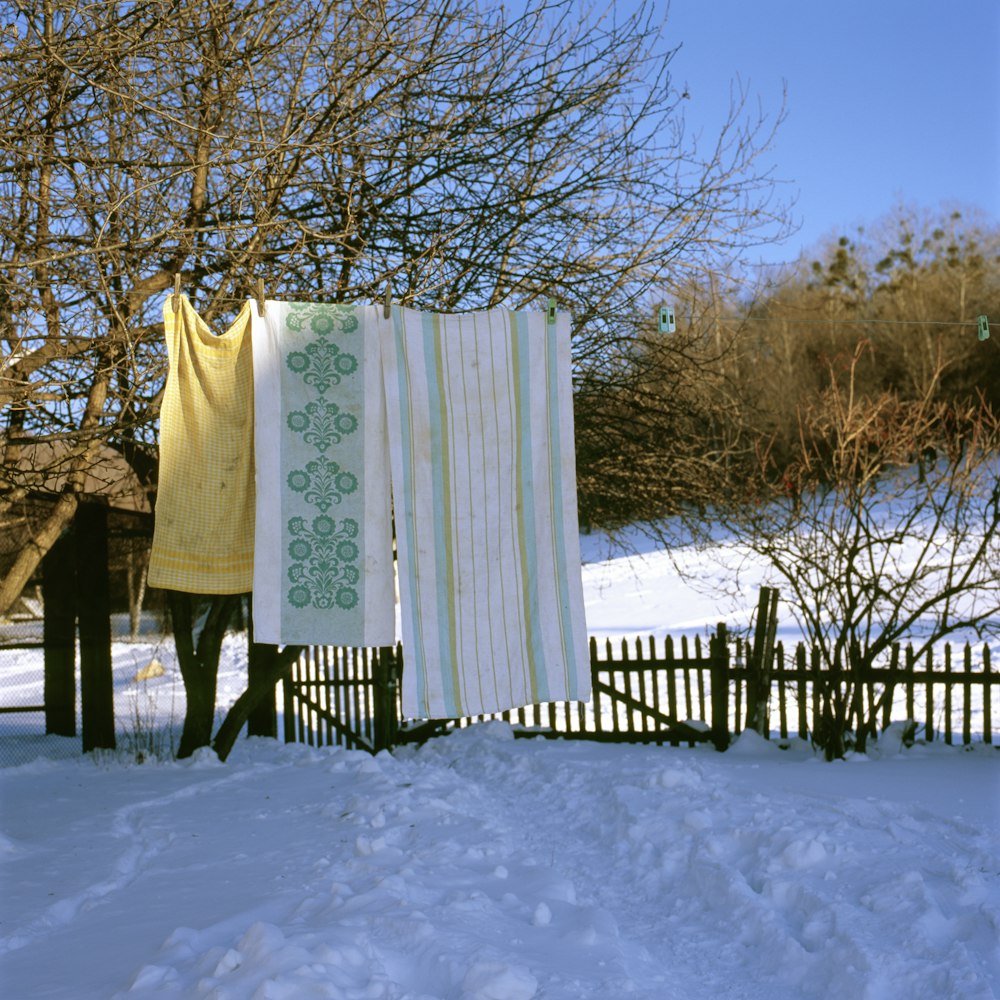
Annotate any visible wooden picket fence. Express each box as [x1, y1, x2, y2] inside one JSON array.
[[281, 628, 998, 753], [282, 644, 399, 753]]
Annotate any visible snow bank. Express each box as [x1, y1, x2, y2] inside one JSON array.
[[1, 728, 996, 999], [1, 524, 998, 997]]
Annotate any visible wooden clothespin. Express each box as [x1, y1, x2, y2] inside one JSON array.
[[977, 314, 990, 342], [172, 273, 182, 313], [547, 297, 557, 325], [383, 283, 392, 319], [255, 278, 266, 317]]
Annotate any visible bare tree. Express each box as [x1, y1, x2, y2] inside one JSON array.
[[574, 272, 756, 532], [711, 344, 1000, 758], [1, 0, 789, 753], [719, 209, 1000, 486]]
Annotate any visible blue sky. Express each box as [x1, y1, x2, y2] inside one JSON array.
[[647, 0, 1000, 264]]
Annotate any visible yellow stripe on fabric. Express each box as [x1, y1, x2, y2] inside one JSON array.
[[145, 547, 253, 594], [147, 548, 253, 571], [498, 311, 526, 704], [430, 313, 464, 715], [543, 313, 573, 698], [490, 310, 519, 708], [465, 313, 501, 711], [455, 320, 477, 709], [393, 312, 429, 714], [443, 315, 468, 711], [511, 311, 541, 704], [475, 312, 505, 709]]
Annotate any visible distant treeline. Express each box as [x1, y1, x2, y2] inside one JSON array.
[[574, 209, 1000, 529]]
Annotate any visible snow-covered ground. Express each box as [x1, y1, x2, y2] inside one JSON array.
[[1, 532, 998, 1000]]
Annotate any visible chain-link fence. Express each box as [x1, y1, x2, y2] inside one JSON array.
[[0, 604, 195, 767], [0, 609, 49, 766], [1, 499, 196, 767]]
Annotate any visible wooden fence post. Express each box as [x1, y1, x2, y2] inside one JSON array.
[[589, 637, 601, 735], [282, 657, 297, 744], [373, 644, 400, 752], [710, 623, 730, 751], [246, 597, 278, 739], [43, 530, 76, 737], [963, 643, 972, 747], [984, 646, 993, 746], [745, 586, 779, 736], [246, 641, 279, 738], [795, 642, 808, 739], [75, 503, 115, 753]]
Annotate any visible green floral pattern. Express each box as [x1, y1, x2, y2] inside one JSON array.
[[286, 302, 359, 336], [286, 340, 358, 393], [286, 399, 358, 453], [286, 516, 360, 610], [286, 456, 358, 512], [282, 304, 363, 613]]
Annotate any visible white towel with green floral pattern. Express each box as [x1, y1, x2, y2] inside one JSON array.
[[382, 306, 590, 718], [252, 302, 395, 647]]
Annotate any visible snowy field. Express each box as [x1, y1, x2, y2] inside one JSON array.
[[1, 531, 998, 999]]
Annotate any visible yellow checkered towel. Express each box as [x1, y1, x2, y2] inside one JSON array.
[[147, 295, 255, 593]]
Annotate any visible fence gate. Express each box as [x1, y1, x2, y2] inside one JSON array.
[[582, 630, 730, 747], [281, 643, 401, 752]]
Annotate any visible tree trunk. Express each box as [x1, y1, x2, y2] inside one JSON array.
[[127, 546, 149, 640], [0, 339, 113, 617], [169, 591, 240, 758], [0, 493, 79, 618], [213, 643, 304, 762]]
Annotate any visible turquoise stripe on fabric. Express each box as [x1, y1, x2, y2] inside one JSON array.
[[489, 310, 520, 708], [546, 315, 577, 698], [512, 310, 547, 702], [422, 310, 460, 716], [457, 316, 491, 710], [391, 310, 427, 714]]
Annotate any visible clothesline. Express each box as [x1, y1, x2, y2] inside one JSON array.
[[4, 265, 993, 328], [729, 315, 984, 329], [5, 309, 991, 334], [4, 277, 993, 339]]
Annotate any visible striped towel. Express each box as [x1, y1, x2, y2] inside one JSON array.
[[252, 302, 395, 647], [148, 295, 255, 594], [381, 306, 590, 718]]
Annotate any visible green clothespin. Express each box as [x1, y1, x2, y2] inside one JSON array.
[[978, 315, 990, 341], [658, 304, 676, 334], [547, 298, 557, 325]]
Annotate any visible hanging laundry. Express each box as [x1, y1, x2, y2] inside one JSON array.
[[381, 306, 590, 718], [148, 295, 256, 594], [251, 302, 395, 647]]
